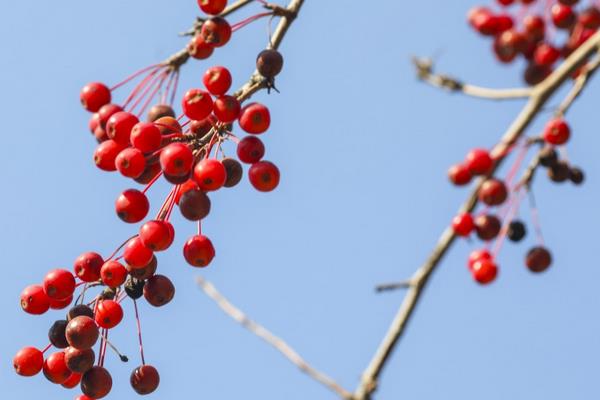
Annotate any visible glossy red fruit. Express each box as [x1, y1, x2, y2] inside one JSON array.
[[201, 17, 232, 47], [62, 372, 82, 389], [465, 149, 493, 175], [543, 118, 571, 145], [106, 111, 139, 145], [478, 179, 508, 206], [94, 140, 126, 172], [198, 0, 227, 15], [179, 188, 211, 221], [95, 300, 123, 329], [249, 161, 280, 192], [64, 347, 95, 373], [468, 249, 493, 271], [452, 213, 474, 237], [214, 95, 241, 123], [552, 4, 576, 29], [468, 7, 499, 36], [493, 30, 527, 63], [100, 261, 128, 288], [123, 237, 154, 269], [472, 260, 498, 284], [496, 0, 514, 5], [115, 148, 146, 178], [131, 122, 162, 153], [184, 235, 216, 267], [140, 220, 174, 251], [73, 252, 104, 283], [50, 295, 73, 310], [44, 269, 76, 300], [160, 143, 194, 176], [203, 66, 232, 95], [81, 366, 112, 399], [76, 396, 96, 400], [187, 34, 215, 60], [144, 275, 175, 307], [13, 347, 44, 377], [239, 103, 271, 134], [237, 136, 265, 164], [80, 83, 111, 112], [43, 351, 71, 384], [182, 89, 214, 121], [524, 15, 545, 41], [131, 365, 160, 395], [66, 316, 99, 350], [580, 7, 600, 29], [448, 163, 472, 186], [115, 189, 149, 223], [474, 214, 502, 241], [20, 285, 51, 315], [534, 43, 561, 66], [98, 104, 123, 129], [526, 246, 552, 273], [194, 159, 227, 191]]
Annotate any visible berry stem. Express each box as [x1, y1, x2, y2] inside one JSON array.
[[231, 12, 274, 32], [133, 299, 146, 365], [142, 171, 165, 195], [41, 343, 52, 354], [123, 67, 162, 109], [527, 189, 545, 245], [106, 235, 139, 261], [110, 64, 162, 92], [138, 70, 171, 117]]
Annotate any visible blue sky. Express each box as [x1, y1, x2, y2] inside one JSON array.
[[1, 1, 599, 399]]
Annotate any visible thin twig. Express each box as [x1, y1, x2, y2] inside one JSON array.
[[196, 277, 353, 399], [354, 32, 600, 400], [413, 57, 533, 100]]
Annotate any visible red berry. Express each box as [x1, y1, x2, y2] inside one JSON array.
[[239, 103, 271, 134], [524, 15, 546, 41], [468, 7, 499, 36], [249, 161, 280, 192], [61, 372, 82, 389], [140, 220, 174, 251], [478, 179, 508, 206], [65, 347, 96, 374], [472, 260, 498, 284], [76, 396, 96, 400], [123, 237, 154, 269], [100, 261, 128, 287], [94, 140, 126, 172], [448, 163, 472, 186], [115, 189, 149, 223], [155, 116, 182, 135], [50, 295, 73, 310], [543, 118, 571, 145], [237, 136, 265, 164], [131, 364, 160, 395], [20, 284, 51, 315], [203, 66, 232, 95], [143, 275, 175, 307], [182, 89, 214, 121], [80, 83, 111, 112], [94, 300, 123, 329], [452, 213, 474, 236], [43, 351, 71, 384], [74, 252, 104, 283], [198, 0, 227, 15], [496, 0, 514, 5], [580, 7, 600, 29], [534, 43, 561, 66], [131, 122, 162, 153], [552, 4, 576, 29], [160, 143, 194, 176], [183, 235, 216, 267], [115, 148, 146, 178], [106, 111, 139, 145], [97, 104, 123, 129], [468, 249, 493, 271], [66, 316, 99, 350], [13, 347, 44, 377], [214, 95, 241, 123], [81, 366, 112, 399], [193, 158, 227, 191], [465, 148, 493, 175], [44, 269, 76, 300], [175, 180, 199, 205], [187, 34, 215, 60], [201, 17, 232, 47]]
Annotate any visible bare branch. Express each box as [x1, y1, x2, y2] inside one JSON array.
[[375, 280, 414, 293], [413, 57, 533, 100], [354, 32, 600, 400], [196, 277, 353, 399]]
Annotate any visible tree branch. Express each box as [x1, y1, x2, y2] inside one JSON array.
[[196, 277, 353, 399], [354, 31, 600, 400], [413, 57, 533, 100]]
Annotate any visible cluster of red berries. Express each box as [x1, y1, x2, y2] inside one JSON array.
[[448, 115, 583, 284], [14, 0, 289, 398], [468, 0, 600, 84]]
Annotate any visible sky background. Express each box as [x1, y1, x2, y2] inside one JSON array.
[[1, 0, 599, 399]]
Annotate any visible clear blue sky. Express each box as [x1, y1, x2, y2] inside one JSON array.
[[2, 1, 599, 399]]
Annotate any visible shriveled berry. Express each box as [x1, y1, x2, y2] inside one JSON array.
[[524, 62, 552, 86], [222, 157, 243, 187], [147, 104, 175, 122], [131, 364, 160, 395], [194, 158, 227, 191], [49, 320, 69, 349], [125, 277, 145, 300], [154, 116, 182, 136], [100, 260, 128, 288], [526, 246, 552, 273], [179, 188, 211, 221], [548, 161, 570, 183], [81, 83, 111, 112], [94, 300, 123, 329], [201, 17, 232, 47], [249, 161, 280, 192], [478, 178, 508, 206], [569, 167, 585, 185], [184, 235, 216, 267], [43, 351, 71, 384], [123, 237, 154, 269], [20, 284, 51, 315], [237, 136, 265, 164], [539, 147, 558, 167], [81, 366, 113, 399], [44, 269, 76, 300], [13, 347, 44, 377], [257, 49, 284, 78], [203, 66, 232, 95], [67, 304, 95, 321], [66, 316, 99, 350], [475, 214, 501, 241], [507, 220, 527, 242], [144, 275, 175, 307], [116, 189, 149, 223], [65, 347, 95, 373], [239, 103, 271, 134]]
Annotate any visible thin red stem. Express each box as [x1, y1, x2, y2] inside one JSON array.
[[142, 170, 165, 195], [232, 12, 274, 32], [123, 68, 162, 109], [41, 343, 52, 354], [133, 299, 146, 365], [111, 64, 162, 92]]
